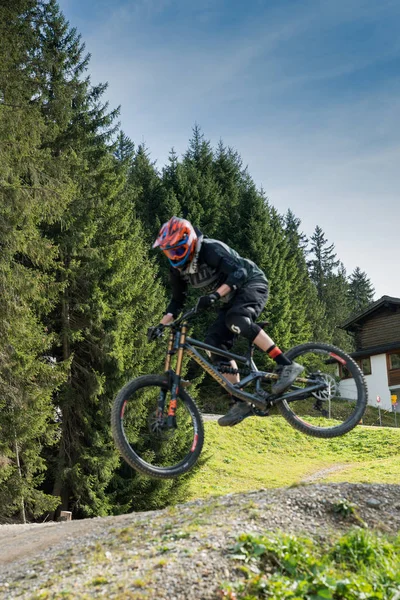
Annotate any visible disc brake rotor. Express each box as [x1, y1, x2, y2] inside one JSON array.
[[312, 373, 337, 401], [147, 412, 175, 440]]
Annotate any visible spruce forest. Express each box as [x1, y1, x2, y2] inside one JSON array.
[[0, 0, 375, 522]]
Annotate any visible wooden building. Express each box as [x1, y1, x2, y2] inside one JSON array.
[[341, 296, 400, 410]]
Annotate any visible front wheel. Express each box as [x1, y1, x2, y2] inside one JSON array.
[[111, 374, 204, 478], [277, 342, 368, 438]]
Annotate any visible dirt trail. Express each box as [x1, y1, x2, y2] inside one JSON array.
[[0, 512, 136, 566], [301, 463, 353, 483], [1, 484, 399, 600]]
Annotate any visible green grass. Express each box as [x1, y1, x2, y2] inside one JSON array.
[[222, 529, 400, 599], [185, 416, 400, 500]]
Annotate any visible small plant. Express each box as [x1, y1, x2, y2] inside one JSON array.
[[90, 576, 108, 586], [155, 558, 167, 568], [117, 526, 134, 541], [331, 497, 358, 518], [132, 578, 147, 588], [223, 530, 400, 599], [330, 528, 399, 570]]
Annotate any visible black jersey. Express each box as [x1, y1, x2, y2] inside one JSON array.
[[166, 237, 268, 317]]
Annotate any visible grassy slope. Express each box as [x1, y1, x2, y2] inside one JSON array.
[[185, 416, 400, 500]]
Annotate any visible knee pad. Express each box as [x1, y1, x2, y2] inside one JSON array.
[[225, 314, 261, 342]]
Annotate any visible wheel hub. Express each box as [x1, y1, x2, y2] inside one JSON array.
[[148, 412, 175, 440], [311, 373, 337, 401]]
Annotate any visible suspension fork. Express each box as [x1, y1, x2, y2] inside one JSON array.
[[166, 322, 188, 428], [156, 330, 175, 419], [164, 330, 175, 371]]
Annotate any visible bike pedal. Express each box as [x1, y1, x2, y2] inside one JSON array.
[[180, 379, 192, 388], [253, 408, 270, 417]]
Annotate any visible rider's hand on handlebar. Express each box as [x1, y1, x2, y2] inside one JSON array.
[[195, 292, 221, 312], [147, 324, 165, 342]]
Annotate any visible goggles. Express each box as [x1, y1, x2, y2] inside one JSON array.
[[161, 234, 189, 260], [162, 243, 188, 261]]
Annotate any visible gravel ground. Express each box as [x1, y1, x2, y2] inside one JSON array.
[[0, 483, 399, 599]]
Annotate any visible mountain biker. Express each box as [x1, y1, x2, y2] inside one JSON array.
[[149, 216, 303, 426]]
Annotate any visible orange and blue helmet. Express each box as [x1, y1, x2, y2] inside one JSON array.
[[153, 216, 197, 268]]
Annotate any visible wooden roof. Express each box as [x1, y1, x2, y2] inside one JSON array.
[[341, 295, 400, 330]]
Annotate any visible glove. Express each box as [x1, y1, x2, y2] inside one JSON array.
[[147, 324, 165, 342], [195, 292, 221, 312]]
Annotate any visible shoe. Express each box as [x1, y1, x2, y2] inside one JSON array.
[[271, 362, 304, 395], [218, 401, 253, 427]]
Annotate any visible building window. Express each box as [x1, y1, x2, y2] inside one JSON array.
[[340, 357, 371, 379], [339, 364, 351, 379], [359, 357, 372, 376], [389, 353, 400, 370]]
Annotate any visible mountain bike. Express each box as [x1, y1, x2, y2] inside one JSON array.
[[111, 307, 368, 479]]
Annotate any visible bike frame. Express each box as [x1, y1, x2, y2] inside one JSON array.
[[163, 315, 326, 416]]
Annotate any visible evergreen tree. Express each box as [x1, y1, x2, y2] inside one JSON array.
[[308, 227, 353, 346], [130, 145, 181, 287], [348, 267, 375, 314], [308, 226, 340, 302], [178, 125, 222, 235], [228, 176, 292, 350], [114, 130, 135, 164], [30, 1, 173, 517], [284, 210, 315, 345], [129, 144, 168, 240], [162, 147, 179, 193], [324, 264, 353, 350], [212, 142, 242, 245], [160, 148, 185, 228], [0, 0, 71, 520]]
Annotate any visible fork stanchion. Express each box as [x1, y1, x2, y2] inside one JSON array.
[[164, 330, 175, 371], [175, 323, 188, 376]]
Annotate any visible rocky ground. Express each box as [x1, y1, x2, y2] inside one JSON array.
[[0, 483, 399, 599]]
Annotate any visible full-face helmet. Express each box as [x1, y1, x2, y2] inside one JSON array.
[[153, 216, 197, 268]]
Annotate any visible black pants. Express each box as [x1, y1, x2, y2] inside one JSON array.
[[204, 281, 269, 361]]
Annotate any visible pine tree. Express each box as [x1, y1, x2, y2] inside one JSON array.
[[27, 0, 118, 515], [308, 226, 340, 302], [0, 0, 71, 520], [161, 148, 185, 228], [348, 267, 375, 314], [162, 147, 179, 193], [228, 175, 293, 350], [283, 210, 314, 345], [212, 142, 242, 245], [129, 144, 169, 240], [307, 227, 354, 345], [178, 125, 222, 235], [114, 131, 135, 164], [31, 1, 192, 517], [129, 144, 180, 287], [324, 264, 353, 350]]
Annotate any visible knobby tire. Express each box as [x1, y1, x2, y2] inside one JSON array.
[[277, 342, 368, 438], [111, 374, 204, 478]]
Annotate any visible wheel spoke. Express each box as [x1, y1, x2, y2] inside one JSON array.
[[112, 375, 204, 477], [277, 343, 367, 437], [121, 386, 195, 468]]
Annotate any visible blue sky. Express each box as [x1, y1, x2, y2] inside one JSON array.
[[59, 0, 400, 299]]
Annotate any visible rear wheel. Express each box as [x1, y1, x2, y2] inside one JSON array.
[[277, 342, 367, 438], [111, 375, 204, 478]]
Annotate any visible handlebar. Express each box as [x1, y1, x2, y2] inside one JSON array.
[[149, 299, 218, 343], [164, 306, 197, 329]]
